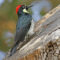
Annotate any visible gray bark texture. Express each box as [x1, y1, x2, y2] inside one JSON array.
[[4, 5, 60, 60]]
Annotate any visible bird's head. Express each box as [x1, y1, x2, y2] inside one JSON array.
[[16, 5, 33, 15], [16, 5, 29, 15]]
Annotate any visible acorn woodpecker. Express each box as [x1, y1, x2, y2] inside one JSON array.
[[9, 5, 34, 56]]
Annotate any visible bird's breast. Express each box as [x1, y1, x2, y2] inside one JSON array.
[[16, 14, 32, 31]]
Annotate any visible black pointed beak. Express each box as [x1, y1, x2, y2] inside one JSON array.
[[26, 5, 33, 10], [27, 5, 33, 8]]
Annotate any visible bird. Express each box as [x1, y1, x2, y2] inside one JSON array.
[[9, 5, 34, 56]]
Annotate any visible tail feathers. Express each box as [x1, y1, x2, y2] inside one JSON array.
[[9, 45, 17, 57]]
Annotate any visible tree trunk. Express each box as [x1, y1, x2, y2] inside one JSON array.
[[4, 5, 60, 60]]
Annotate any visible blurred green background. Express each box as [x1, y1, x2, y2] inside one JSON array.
[[0, 0, 60, 52]]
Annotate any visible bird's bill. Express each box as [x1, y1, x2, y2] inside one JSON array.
[[26, 5, 33, 10], [23, 9, 29, 13], [27, 5, 33, 8]]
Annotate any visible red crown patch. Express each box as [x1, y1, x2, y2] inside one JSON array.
[[16, 5, 22, 14]]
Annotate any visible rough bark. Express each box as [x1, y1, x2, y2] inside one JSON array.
[[4, 5, 60, 60]]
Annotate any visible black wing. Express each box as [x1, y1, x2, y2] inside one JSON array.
[[15, 14, 32, 43]]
